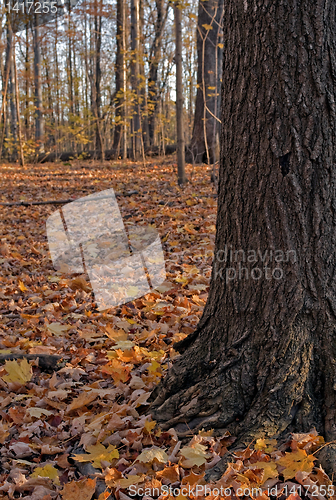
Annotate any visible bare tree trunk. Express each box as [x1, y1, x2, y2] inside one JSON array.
[[113, 0, 125, 157], [189, 0, 224, 164], [122, 0, 127, 160], [33, 15, 44, 154], [25, 25, 30, 142], [131, 0, 140, 159], [54, 16, 60, 155], [68, 5, 74, 117], [174, 1, 186, 185], [148, 0, 167, 147], [151, 0, 336, 478], [13, 45, 24, 166], [9, 33, 17, 161], [139, 0, 150, 150], [0, 21, 13, 160], [94, 0, 103, 158]]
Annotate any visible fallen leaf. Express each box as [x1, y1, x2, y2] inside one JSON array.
[[179, 443, 212, 467], [277, 449, 316, 480], [31, 464, 60, 485], [72, 443, 119, 469], [61, 478, 96, 500], [1, 359, 33, 385], [137, 447, 169, 464]]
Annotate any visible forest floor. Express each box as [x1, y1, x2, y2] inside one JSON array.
[[0, 159, 333, 499]]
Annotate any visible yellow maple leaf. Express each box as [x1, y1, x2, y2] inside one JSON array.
[[277, 449, 315, 480], [31, 464, 60, 485], [2, 359, 32, 385], [248, 461, 278, 483], [254, 438, 277, 453], [72, 443, 119, 469], [61, 478, 96, 500], [137, 446, 168, 464], [148, 360, 161, 373], [144, 420, 157, 433], [180, 443, 212, 467]]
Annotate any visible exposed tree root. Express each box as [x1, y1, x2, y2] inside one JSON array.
[[150, 317, 336, 479]]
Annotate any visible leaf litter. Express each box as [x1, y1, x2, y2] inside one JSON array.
[[0, 159, 333, 499]]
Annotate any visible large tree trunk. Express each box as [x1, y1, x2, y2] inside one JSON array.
[[189, 0, 224, 164], [151, 0, 336, 476]]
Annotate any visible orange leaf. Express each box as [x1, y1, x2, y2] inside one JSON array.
[[277, 449, 315, 480], [61, 478, 96, 500], [101, 359, 132, 384]]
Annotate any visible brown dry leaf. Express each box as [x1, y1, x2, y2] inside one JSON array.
[[66, 390, 99, 412], [156, 465, 180, 484], [291, 430, 325, 452], [61, 478, 96, 500], [113, 475, 145, 489], [0, 421, 11, 444], [105, 325, 128, 342], [98, 492, 110, 500], [181, 470, 205, 486], [68, 275, 91, 292], [105, 467, 123, 488], [286, 493, 302, 500]]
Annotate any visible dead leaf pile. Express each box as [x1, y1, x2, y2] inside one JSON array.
[[0, 159, 333, 498]]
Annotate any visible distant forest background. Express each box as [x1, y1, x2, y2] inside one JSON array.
[[0, 0, 224, 164]]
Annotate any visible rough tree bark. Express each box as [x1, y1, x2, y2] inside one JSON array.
[[151, 0, 336, 477], [188, 0, 224, 164]]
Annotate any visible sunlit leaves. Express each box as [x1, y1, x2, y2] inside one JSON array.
[[1, 358, 32, 385], [72, 443, 119, 469]]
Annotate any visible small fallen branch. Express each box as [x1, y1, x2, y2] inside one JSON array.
[[0, 199, 75, 207], [0, 190, 138, 206], [0, 353, 62, 370]]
